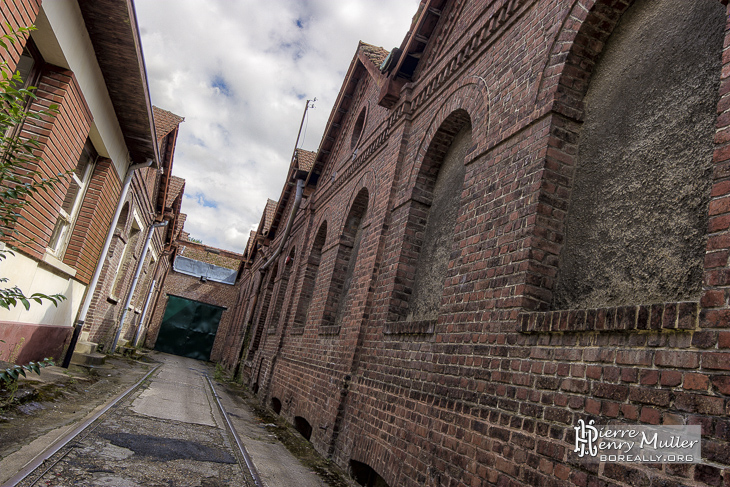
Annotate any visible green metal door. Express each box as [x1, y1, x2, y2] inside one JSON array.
[[154, 295, 224, 360]]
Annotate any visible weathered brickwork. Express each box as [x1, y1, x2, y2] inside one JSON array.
[[221, 1, 730, 486]]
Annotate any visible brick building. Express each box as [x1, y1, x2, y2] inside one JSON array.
[[79, 108, 185, 353], [0, 0, 184, 364], [222, 1, 730, 486], [144, 235, 245, 362]]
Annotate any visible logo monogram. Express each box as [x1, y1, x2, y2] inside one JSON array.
[[574, 419, 599, 457]]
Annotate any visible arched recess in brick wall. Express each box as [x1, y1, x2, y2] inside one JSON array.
[[247, 261, 278, 360], [323, 187, 369, 333], [384, 109, 472, 334], [110, 215, 141, 301], [267, 246, 295, 336], [293, 221, 327, 331], [528, 0, 726, 310]]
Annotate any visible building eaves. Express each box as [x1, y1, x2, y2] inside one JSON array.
[[77, 0, 159, 166], [244, 230, 256, 260], [262, 199, 277, 235], [295, 148, 316, 172], [359, 41, 389, 67], [153, 106, 184, 142], [174, 212, 187, 240], [166, 175, 185, 209]]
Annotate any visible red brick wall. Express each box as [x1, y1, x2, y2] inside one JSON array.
[[63, 158, 122, 284], [226, 1, 730, 486], [15, 65, 93, 259], [0, 0, 41, 71]]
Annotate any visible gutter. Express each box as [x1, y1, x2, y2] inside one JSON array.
[[62, 159, 154, 368]]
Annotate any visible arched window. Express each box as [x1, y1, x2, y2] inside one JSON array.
[[247, 262, 277, 360], [267, 247, 295, 335], [385, 110, 472, 334], [323, 188, 369, 333], [293, 222, 327, 332], [551, 0, 725, 309]]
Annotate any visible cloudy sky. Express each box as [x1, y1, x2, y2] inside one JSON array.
[[134, 1, 420, 252]]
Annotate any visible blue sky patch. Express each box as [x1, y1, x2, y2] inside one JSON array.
[[211, 75, 232, 97], [187, 192, 218, 209]]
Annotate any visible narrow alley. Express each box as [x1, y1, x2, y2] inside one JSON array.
[[1, 354, 342, 487]]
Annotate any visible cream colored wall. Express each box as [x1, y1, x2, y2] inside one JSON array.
[[36, 1, 130, 180], [0, 2, 136, 328], [0, 249, 86, 327]]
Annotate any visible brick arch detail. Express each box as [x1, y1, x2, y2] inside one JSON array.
[[524, 0, 730, 313], [309, 208, 331, 249], [535, 0, 728, 120], [340, 170, 376, 231], [401, 82, 483, 207], [535, 0, 632, 122]]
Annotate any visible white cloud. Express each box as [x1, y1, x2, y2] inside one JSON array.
[[135, 0, 419, 251]]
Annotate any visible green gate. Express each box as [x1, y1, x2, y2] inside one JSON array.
[[154, 295, 224, 360]]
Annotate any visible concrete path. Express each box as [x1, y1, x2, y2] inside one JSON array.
[[214, 383, 332, 487], [131, 354, 216, 427], [6, 353, 339, 487]]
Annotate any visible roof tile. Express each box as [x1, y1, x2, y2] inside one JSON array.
[[359, 41, 389, 67], [166, 175, 185, 208], [262, 199, 277, 234], [295, 148, 316, 172], [153, 106, 184, 142]]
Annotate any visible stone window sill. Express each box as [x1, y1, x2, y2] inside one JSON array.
[[41, 251, 76, 278], [319, 324, 341, 336], [519, 302, 699, 333], [384, 319, 436, 335]]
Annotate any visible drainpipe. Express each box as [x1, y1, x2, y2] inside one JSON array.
[[133, 278, 156, 347], [63, 159, 154, 368], [260, 179, 305, 272], [111, 221, 168, 352]]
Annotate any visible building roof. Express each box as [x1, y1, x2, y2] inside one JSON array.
[[295, 149, 316, 172], [179, 244, 243, 270], [77, 0, 158, 166], [359, 41, 389, 67], [262, 199, 277, 235], [305, 42, 384, 189], [174, 213, 187, 240], [153, 106, 184, 142], [166, 176, 185, 209], [244, 230, 256, 258]]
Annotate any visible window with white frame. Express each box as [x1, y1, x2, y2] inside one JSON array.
[[48, 138, 97, 257]]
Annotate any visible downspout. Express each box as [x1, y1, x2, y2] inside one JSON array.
[[233, 178, 305, 378], [133, 278, 156, 347], [260, 179, 305, 272], [111, 221, 168, 352], [62, 159, 154, 368]]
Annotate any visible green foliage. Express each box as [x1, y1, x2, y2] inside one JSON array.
[[188, 236, 203, 244], [0, 358, 54, 408], [0, 357, 54, 384], [213, 362, 232, 382], [0, 24, 66, 311]]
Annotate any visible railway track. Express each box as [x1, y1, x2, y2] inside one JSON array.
[[3, 358, 264, 487]]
